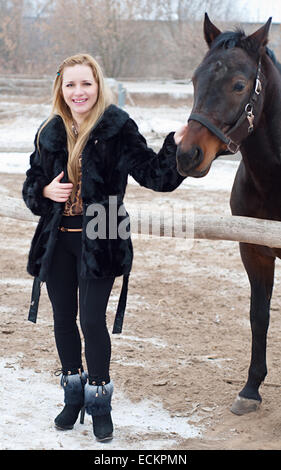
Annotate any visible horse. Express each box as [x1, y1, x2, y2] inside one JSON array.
[[176, 13, 281, 416]]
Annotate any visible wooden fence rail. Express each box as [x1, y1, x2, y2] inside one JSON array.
[[1, 195, 281, 248]]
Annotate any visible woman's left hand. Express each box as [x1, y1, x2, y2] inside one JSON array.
[[174, 124, 188, 145]]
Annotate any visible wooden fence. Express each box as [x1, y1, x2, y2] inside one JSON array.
[[2, 195, 281, 248]]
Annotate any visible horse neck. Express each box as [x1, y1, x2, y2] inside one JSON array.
[[240, 56, 281, 190]]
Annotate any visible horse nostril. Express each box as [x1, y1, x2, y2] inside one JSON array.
[[193, 146, 202, 161], [176, 144, 204, 176]]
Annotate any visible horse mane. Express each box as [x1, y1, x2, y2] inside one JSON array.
[[209, 28, 281, 72], [266, 47, 281, 73], [210, 29, 247, 51]]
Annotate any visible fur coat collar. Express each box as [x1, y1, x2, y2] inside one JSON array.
[[39, 104, 130, 152]]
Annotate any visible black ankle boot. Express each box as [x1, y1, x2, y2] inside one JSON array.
[[55, 368, 87, 430], [93, 414, 113, 441], [55, 404, 85, 430], [85, 380, 114, 441]]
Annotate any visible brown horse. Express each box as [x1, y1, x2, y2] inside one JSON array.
[[176, 14, 281, 415]]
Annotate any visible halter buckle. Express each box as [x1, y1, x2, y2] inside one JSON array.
[[227, 140, 240, 154], [245, 103, 254, 133], [255, 78, 262, 95]]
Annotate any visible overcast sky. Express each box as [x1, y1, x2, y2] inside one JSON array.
[[235, 0, 281, 23], [27, 0, 281, 23], [191, 0, 281, 23]]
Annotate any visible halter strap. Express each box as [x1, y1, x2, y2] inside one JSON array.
[[187, 113, 229, 144]]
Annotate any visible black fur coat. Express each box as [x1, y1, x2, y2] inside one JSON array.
[[22, 104, 185, 330]]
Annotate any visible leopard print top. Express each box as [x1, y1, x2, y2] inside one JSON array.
[[63, 123, 83, 216], [63, 155, 83, 216]]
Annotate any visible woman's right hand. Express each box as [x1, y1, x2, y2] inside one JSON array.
[[43, 171, 73, 202]]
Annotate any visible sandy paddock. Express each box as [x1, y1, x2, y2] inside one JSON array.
[[1, 166, 281, 450]]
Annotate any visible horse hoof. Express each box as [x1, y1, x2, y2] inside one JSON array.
[[230, 395, 261, 415]]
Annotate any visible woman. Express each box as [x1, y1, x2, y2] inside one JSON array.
[[22, 53, 186, 442]]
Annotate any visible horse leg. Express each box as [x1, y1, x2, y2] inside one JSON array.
[[231, 242, 275, 416]]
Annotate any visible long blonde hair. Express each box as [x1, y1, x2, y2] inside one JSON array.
[[38, 53, 113, 197]]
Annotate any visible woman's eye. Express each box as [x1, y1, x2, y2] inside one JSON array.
[[233, 82, 246, 92], [65, 82, 92, 87]]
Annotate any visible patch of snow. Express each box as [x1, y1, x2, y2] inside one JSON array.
[[1, 358, 201, 450]]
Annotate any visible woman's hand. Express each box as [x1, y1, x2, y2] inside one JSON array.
[[174, 124, 188, 145], [43, 171, 73, 202]]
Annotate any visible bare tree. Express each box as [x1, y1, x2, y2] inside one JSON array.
[[44, 0, 157, 77], [0, 0, 279, 78], [0, 0, 25, 72], [149, 0, 245, 78]]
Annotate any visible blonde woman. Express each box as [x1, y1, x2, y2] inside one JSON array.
[[23, 53, 186, 442]]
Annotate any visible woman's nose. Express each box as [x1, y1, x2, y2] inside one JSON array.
[[73, 85, 83, 95]]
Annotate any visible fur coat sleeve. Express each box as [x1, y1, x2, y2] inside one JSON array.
[[123, 118, 185, 191], [22, 135, 52, 216]]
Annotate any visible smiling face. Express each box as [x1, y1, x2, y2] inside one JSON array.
[[61, 64, 99, 124]]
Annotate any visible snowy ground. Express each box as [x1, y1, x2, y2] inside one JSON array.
[[1, 358, 201, 451]]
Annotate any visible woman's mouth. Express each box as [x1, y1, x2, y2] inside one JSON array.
[[72, 98, 88, 104]]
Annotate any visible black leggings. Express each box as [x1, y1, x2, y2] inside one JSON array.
[[46, 215, 115, 384]]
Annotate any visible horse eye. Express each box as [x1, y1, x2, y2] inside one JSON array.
[[233, 82, 246, 92]]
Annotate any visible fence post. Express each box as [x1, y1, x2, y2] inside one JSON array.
[[118, 83, 126, 108]]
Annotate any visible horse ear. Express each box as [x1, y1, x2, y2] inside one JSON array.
[[247, 17, 272, 51], [204, 12, 221, 47]]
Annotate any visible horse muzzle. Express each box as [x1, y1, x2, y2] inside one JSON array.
[[176, 144, 210, 177]]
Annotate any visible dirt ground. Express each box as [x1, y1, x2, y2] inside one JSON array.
[[1, 171, 281, 451]]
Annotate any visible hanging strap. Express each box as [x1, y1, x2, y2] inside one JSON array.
[[112, 274, 130, 334], [28, 273, 130, 331], [28, 277, 43, 323]]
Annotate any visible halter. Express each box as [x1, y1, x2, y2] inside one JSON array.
[[188, 59, 262, 154]]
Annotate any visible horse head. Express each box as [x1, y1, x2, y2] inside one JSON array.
[[176, 13, 272, 177]]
